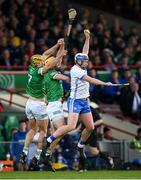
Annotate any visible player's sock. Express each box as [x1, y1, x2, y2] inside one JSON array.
[[35, 148, 42, 160], [99, 151, 114, 168], [23, 146, 29, 156], [47, 135, 56, 143], [77, 140, 85, 148]]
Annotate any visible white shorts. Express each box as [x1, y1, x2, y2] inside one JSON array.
[[47, 101, 64, 121], [25, 99, 48, 120]]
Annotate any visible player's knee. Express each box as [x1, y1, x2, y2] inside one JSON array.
[[40, 129, 47, 136], [30, 128, 37, 135], [40, 127, 47, 133], [67, 124, 75, 131], [87, 125, 95, 132]]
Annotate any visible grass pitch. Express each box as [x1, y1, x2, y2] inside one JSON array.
[[0, 170, 141, 179]]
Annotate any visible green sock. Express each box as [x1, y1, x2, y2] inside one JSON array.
[[35, 148, 42, 160], [23, 147, 29, 156]]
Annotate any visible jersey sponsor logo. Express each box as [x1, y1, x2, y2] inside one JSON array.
[[39, 113, 48, 119], [53, 110, 62, 115]]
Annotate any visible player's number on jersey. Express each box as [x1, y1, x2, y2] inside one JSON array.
[[28, 74, 32, 84]]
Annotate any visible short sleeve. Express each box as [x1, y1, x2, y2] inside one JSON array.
[[50, 71, 60, 79], [38, 68, 43, 75]]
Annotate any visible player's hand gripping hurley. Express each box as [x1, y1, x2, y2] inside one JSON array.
[[111, 83, 129, 87]]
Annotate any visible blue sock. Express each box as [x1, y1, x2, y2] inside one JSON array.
[[47, 135, 56, 143]]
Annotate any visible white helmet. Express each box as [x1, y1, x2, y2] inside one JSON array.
[[74, 53, 89, 63]]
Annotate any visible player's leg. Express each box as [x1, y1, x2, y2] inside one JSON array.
[[29, 119, 48, 170], [19, 118, 38, 165], [50, 117, 66, 151], [41, 117, 65, 171], [43, 113, 78, 155], [78, 111, 94, 148], [45, 113, 79, 149], [25, 119, 38, 148], [77, 112, 94, 171], [43, 98, 80, 150], [19, 99, 38, 165], [28, 100, 48, 170], [42, 101, 65, 154], [79, 107, 103, 171]]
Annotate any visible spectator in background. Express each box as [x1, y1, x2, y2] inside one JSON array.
[[24, 42, 35, 61], [120, 68, 132, 84], [130, 128, 141, 153], [8, 36, 22, 65], [88, 69, 101, 103], [93, 55, 101, 66], [10, 120, 27, 170], [120, 56, 129, 69], [103, 49, 116, 72], [103, 126, 117, 141], [0, 49, 14, 68], [119, 81, 141, 120], [134, 65, 141, 88], [102, 69, 121, 103], [0, 0, 141, 71]]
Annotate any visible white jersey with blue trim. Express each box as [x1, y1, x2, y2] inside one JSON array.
[[70, 65, 90, 99]]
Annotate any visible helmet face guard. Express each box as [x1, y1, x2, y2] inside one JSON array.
[[74, 53, 89, 63], [30, 54, 43, 67]]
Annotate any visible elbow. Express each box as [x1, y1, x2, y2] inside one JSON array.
[[65, 77, 70, 83], [67, 78, 71, 83]]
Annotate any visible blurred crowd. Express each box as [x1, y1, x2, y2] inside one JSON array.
[[80, 0, 141, 23], [0, 0, 141, 70]]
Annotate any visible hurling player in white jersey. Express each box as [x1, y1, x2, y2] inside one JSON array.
[[43, 29, 115, 161]]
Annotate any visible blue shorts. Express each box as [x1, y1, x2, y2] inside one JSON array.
[[67, 97, 91, 114]]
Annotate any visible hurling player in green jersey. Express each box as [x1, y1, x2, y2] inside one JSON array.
[[19, 39, 67, 170], [43, 45, 70, 159]]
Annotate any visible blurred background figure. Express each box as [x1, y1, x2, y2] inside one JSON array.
[[10, 120, 27, 170], [130, 128, 141, 153], [102, 69, 122, 104], [103, 126, 117, 141], [119, 82, 141, 120]]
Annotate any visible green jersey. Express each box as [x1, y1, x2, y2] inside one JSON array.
[[44, 69, 63, 102], [26, 65, 45, 98]]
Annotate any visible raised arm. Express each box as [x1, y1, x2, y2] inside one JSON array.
[[82, 29, 90, 55], [42, 38, 64, 58], [42, 49, 67, 74], [83, 75, 114, 86], [56, 43, 65, 67]]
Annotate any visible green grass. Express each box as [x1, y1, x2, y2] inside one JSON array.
[[0, 170, 141, 179]]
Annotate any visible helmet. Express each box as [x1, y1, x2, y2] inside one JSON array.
[[74, 53, 89, 63], [45, 56, 54, 66], [30, 54, 43, 67]]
